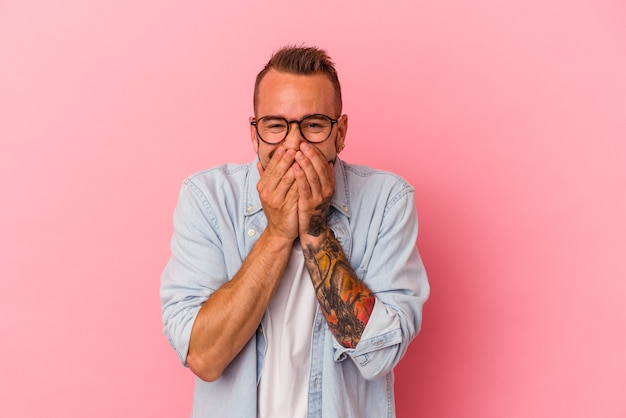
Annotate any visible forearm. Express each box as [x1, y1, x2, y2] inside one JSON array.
[[186, 231, 292, 381], [301, 226, 375, 348]]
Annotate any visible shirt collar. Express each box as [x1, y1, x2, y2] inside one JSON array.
[[243, 157, 351, 218]]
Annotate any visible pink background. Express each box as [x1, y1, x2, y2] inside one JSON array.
[[1, 1, 625, 417]]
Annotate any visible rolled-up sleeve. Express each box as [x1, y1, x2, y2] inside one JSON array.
[[332, 187, 429, 380], [160, 179, 228, 366]]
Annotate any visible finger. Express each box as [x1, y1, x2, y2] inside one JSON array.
[[261, 146, 285, 181], [261, 147, 296, 191], [300, 143, 334, 196], [292, 162, 312, 200], [276, 164, 297, 196], [262, 164, 297, 206], [294, 150, 320, 199]]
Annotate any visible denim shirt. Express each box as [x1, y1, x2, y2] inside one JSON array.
[[161, 158, 430, 417]]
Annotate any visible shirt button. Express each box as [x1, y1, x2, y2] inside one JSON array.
[[343, 206, 349, 213], [247, 229, 256, 237], [246, 205, 253, 213]]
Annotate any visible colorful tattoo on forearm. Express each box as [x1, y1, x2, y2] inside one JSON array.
[[303, 228, 375, 348]]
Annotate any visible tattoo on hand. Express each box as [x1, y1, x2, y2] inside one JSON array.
[[303, 229, 375, 348], [307, 197, 331, 237]]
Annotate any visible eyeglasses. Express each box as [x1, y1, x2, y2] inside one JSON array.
[[250, 114, 339, 144]]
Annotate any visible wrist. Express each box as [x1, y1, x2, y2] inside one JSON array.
[[259, 229, 295, 253], [299, 224, 331, 248]]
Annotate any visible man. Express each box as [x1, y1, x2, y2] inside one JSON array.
[[161, 45, 429, 417]]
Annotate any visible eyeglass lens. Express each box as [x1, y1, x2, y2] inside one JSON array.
[[256, 115, 333, 143]]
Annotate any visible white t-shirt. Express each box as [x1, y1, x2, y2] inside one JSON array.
[[257, 240, 318, 418]]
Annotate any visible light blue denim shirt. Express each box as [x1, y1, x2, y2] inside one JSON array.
[[161, 158, 429, 417]]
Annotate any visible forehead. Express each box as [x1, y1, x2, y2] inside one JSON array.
[[256, 70, 336, 117]]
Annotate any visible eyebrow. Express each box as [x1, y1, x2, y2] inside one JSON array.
[[257, 114, 322, 121]]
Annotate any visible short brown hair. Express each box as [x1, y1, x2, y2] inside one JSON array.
[[253, 45, 343, 115]]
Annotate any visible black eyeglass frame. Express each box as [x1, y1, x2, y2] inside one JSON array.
[[250, 113, 339, 144]]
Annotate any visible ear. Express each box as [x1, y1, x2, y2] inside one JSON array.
[[335, 114, 348, 153], [249, 116, 259, 154]]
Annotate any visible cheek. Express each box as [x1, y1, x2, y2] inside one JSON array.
[[257, 145, 277, 169], [316, 141, 338, 162], [314, 146, 336, 163]]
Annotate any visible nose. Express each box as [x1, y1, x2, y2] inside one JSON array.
[[282, 120, 305, 150]]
